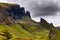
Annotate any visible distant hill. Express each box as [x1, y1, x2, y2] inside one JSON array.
[[56, 27, 60, 30], [0, 3, 59, 40]]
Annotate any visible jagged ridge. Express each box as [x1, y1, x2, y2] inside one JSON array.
[[0, 3, 59, 40], [0, 3, 31, 20]]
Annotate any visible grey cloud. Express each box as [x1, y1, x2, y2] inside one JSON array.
[[7, 0, 17, 2], [28, 0, 60, 17]]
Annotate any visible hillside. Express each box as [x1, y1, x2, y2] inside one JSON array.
[[0, 3, 59, 40]]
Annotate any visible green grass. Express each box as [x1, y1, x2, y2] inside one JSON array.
[[0, 15, 59, 40], [0, 2, 19, 9], [0, 3, 60, 40], [50, 27, 60, 40], [0, 17, 50, 40]]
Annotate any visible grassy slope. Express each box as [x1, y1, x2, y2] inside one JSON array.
[[0, 20, 32, 40], [50, 27, 60, 40], [18, 16, 50, 40], [0, 3, 59, 40], [0, 15, 60, 40], [0, 3, 19, 8], [0, 16, 50, 40]]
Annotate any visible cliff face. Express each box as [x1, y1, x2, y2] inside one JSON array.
[[0, 3, 60, 40], [8, 5, 31, 20], [0, 3, 31, 20], [0, 3, 31, 24]]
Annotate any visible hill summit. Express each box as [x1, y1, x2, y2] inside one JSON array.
[[0, 3, 31, 25], [0, 3, 31, 19]]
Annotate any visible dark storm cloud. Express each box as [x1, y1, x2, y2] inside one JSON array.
[[28, 0, 60, 17], [34, 5, 58, 16]]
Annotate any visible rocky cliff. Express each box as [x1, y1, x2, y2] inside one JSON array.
[[0, 3, 31, 20], [0, 3, 59, 40]]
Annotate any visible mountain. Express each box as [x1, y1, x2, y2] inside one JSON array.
[[0, 3, 59, 40]]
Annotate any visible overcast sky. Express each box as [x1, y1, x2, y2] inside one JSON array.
[[0, 0, 60, 27]]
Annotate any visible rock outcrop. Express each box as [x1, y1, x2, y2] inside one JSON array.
[[40, 18, 53, 29], [0, 3, 59, 40], [0, 3, 31, 20]]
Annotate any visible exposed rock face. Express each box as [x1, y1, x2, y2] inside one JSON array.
[[40, 18, 48, 24], [0, 3, 60, 40], [7, 5, 31, 20], [0, 3, 31, 24], [40, 18, 52, 29], [0, 8, 10, 24], [25, 11, 31, 18], [8, 5, 23, 19], [0, 3, 31, 20]]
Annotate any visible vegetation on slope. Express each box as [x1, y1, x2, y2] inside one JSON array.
[[0, 3, 59, 40], [49, 27, 60, 40]]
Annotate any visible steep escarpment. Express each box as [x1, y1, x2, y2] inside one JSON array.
[[0, 3, 31, 24], [0, 3, 31, 19], [0, 3, 59, 40]]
